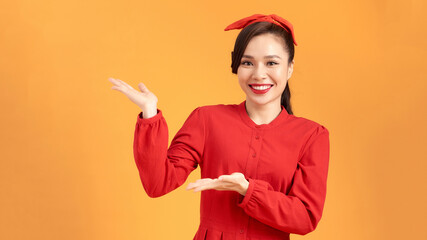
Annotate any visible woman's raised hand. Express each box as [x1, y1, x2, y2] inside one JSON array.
[[108, 77, 158, 119]]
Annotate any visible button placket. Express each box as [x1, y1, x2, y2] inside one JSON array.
[[237, 213, 250, 240], [245, 129, 264, 179]]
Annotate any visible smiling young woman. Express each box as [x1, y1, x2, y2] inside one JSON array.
[[237, 32, 294, 125], [109, 14, 330, 240]]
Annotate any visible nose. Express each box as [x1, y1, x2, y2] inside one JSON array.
[[253, 64, 267, 80]]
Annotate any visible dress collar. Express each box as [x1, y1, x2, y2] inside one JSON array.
[[237, 100, 290, 129]]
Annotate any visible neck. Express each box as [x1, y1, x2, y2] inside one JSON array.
[[245, 100, 282, 125]]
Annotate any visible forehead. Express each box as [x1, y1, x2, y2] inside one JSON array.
[[244, 34, 287, 57]]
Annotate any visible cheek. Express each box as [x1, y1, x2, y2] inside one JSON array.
[[274, 67, 286, 76], [270, 68, 288, 81], [237, 66, 244, 76], [237, 68, 250, 81], [237, 77, 246, 89]]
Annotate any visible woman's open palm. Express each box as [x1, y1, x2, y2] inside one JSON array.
[[109, 77, 158, 117]]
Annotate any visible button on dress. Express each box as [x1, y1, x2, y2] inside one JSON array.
[[133, 100, 330, 240]]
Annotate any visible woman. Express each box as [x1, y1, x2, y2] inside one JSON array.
[[109, 14, 330, 240]]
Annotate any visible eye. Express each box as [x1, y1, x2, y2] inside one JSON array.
[[267, 61, 278, 66], [240, 61, 252, 66]]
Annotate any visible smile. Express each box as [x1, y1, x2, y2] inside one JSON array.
[[249, 84, 273, 94]]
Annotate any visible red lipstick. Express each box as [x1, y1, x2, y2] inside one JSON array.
[[249, 84, 273, 94]]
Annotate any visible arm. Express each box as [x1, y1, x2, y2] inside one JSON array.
[[133, 107, 205, 198], [237, 126, 330, 235]]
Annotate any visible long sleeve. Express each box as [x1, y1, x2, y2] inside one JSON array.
[[237, 125, 330, 235], [133, 107, 205, 198]]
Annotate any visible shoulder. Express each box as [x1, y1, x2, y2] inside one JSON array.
[[197, 102, 238, 111], [287, 115, 330, 159], [188, 103, 241, 127], [287, 114, 329, 136], [194, 102, 239, 116]]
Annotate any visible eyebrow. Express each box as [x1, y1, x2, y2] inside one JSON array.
[[242, 55, 282, 59]]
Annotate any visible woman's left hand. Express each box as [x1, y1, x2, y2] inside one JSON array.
[[186, 172, 249, 196]]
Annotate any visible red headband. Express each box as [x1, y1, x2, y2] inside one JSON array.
[[224, 14, 298, 46]]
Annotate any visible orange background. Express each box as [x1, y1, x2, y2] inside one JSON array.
[[1, 0, 426, 239]]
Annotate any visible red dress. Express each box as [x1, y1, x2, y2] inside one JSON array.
[[133, 100, 330, 240]]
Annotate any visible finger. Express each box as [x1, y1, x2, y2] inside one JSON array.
[[110, 82, 127, 93], [191, 179, 213, 184], [114, 79, 130, 90], [108, 77, 122, 87], [218, 175, 236, 183], [186, 183, 196, 190], [138, 82, 150, 93], [222, 172, 245, 181], [188, 182, 205, 192], [190, 179, 218, 192], [198, 179, 230, 191], [196, 178, 214, 183], [186, 179, 213, 190], [111, 86, 122, 92], [117, 79, 134, 90], [190, 179, 215, 187], [195, 181, 235, 192], [109, 78, 129, 93], [193, 184, 214, 192]]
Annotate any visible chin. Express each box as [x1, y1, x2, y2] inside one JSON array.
[[246, 98, 271, 106]]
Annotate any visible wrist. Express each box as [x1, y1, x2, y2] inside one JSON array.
[[141, 107, 158, 119], [240, 179, 249, 196]]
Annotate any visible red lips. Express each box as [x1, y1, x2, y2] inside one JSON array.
[[249, 84, 273, 94]]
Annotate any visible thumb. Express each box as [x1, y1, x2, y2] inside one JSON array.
[[138, 82, 149, 93]]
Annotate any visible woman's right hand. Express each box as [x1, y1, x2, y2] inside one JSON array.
[[108, 77, 158, 119]]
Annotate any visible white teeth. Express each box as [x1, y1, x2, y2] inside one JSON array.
[[251, 85, 271, 90]]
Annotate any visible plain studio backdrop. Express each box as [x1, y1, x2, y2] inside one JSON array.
[[0, 0, 426, 239]]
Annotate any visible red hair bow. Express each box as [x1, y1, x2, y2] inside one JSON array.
[[224, 14, 298, 46]]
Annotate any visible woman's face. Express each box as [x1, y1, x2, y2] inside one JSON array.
[[237, 33, 294, 108]]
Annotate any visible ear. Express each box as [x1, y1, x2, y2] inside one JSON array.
[[287, 60, 295, 80]]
